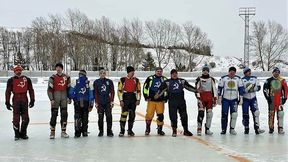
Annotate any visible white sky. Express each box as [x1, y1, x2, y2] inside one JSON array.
[[0, 0, 287, 58]]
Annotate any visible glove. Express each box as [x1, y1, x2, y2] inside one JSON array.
[[136, 100, 140, 106], [5, 102, 12, 111], [197, 98, 203, 108], [246, 84, 255, 92], [282, 98, 287, 105], [95, 103, 99, 109], [29, 99, 35, 108], [68, 99, 72, 104], [217, 96, 222, 105], [120, 101, 124, 108], [213, 97, 217, 107], [110, 102, 114, 109], [154, 93, 160, 100], [238, 96, 243, 105]]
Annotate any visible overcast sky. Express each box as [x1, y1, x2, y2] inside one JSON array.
[[0, 0, 287, 58]]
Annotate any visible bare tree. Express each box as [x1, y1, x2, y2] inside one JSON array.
[[180, 21, 212, 71], [145, 19, 181, 68], [250, 21, 288, 71], [0, 27, 13, 70]]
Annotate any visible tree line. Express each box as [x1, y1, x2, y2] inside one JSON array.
[[0, 9, 212, 71], [0, 9, 287, 71]]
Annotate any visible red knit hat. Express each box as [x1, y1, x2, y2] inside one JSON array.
[[13, 65, 22, 72]]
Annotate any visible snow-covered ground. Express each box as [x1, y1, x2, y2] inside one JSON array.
[[0, 79, 287, 162]]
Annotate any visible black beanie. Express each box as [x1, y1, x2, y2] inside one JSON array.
[[229, 66, 236, 72], [170, 69, 178, 75], [126, 66, 135, 73], [55, 62, 64, 69], [79, 70, 87, 76], [155, 67, 163, 71]]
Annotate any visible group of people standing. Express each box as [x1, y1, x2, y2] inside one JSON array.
[[5, 63, 287, 140]]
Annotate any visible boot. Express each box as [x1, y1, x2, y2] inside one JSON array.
[[74, 130, 81, 138], [157, 125, 165, 136], [244, 128, 249, 134], [98, 131, 104, 137], [107, 130, 114, 137], [220, 130, 226, 135], [255, 129, 265, 135], [82, 132, 88, 137], [20, 131, 29, 140], [197, 127, 202, 136], [74, 133, 81, 138], [183, 126, 193, 136], [14, 129, 20, 141], [61, 131, 69, 138], [269, 128, 274, 134], [50, 131, 55, 139], [127, 129, 135, 136], [229, 128, 237, 135], [20, 122, 29, 139], [183, 130, 193, 136], [172, 127, 177, 137], [278, 128, 285, 134], [119, 122, 126, 137], [145, 120, 151, 135], [98, 126, 104, 137], [128, 122, 135, 136], [205, 127, 213, 135]]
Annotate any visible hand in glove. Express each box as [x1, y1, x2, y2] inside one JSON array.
[[29, 99, 35, 108], [246, 84, 255, 93], [154, 93, 160, 100], [110, 102, 114, 109], [67, 99, 72, 104], [120, 101, 124, 107], [197, 98, 203, 108], [282, 98, 287, 105], [217, 96, 222, 105], [5, 102, 12, 111], [238, 96, 243, 105], [213, 97, 217, 107]]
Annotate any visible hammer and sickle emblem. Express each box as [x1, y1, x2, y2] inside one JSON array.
[[17, 77, 27, 88], [58, 77, 66, 87], [173, 83, 179, 90], [79, 87, 86, 94]]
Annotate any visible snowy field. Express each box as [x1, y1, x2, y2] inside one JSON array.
[[0, 79, 287, 162]]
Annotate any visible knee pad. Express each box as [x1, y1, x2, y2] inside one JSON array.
[[253, 110, 260, 117], [98, 113, 104, 120], [198, 110, 205, 119], [206, 111, 213, 119], [128, 111, 136, 122], [120, 111, 128, 122], [278, 111, 284, 118], [50, 108, 58, 126], [157, 113, 164, 122], [231, 112, 238, 119], [206, 111, 213, 128], [51, 108, 58, 116], [60, 107, 68, 119], [230, 112, 238, 129], [180, 112, 188, 122], [22, 117, 30, 125]]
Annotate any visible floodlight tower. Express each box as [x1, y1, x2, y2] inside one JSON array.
[[239, 7, 256, 67]]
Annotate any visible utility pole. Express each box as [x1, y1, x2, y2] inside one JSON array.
[[239, 7, 256, 67]]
